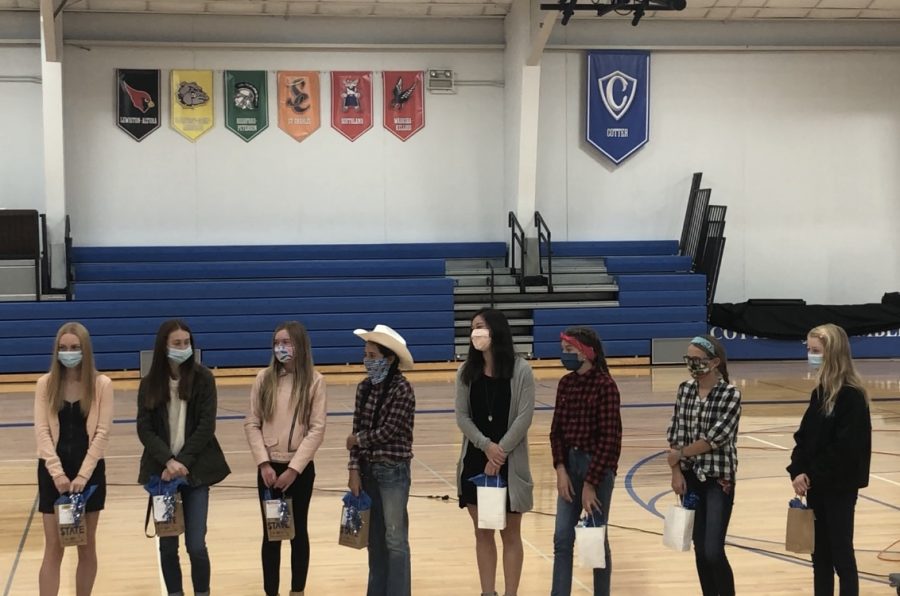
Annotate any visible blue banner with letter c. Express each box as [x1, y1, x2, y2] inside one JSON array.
[[586, 51, 650, 165]]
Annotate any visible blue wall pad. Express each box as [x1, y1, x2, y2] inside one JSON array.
[[604, 256, 693, 274], [541, 241, 679, 257], [713, 327, 900, 360], [73, 278, 453, 301], [73, 259, 447, 282], [534, 339, 650, 358], [204, 344, 454, 368], [618, 291, 707, 307], [534, 306, 707, 326], [534, 322, 707, 343], [73, 242, 507, 263]]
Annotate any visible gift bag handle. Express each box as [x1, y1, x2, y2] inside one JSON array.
[[144, 495, 157, 539]]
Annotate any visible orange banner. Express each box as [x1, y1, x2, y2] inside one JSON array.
[[277, 71, 321, 142]]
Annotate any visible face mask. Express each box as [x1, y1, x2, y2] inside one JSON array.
[[807, 352, 823, 368], [274, 345, 293, 363], [167, 346, 193, 365], [364, 357, 391, 384], [561, 352, 582, 371], [471, 328, 491, 352], [685, 358, 712, 379], [58, 350, 83, 368]]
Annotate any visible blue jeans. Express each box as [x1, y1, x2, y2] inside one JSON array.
[[551, 449, 615, 596], [684, 470, 735, 596], [159, 484, 211, 596], [361, 459, 411, 596]]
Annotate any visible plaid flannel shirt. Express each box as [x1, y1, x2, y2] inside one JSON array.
[[550, 367, 623, 484], [348, 373, 415, 470], [666, 378, 741, 481]]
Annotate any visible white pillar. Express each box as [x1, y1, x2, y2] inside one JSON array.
[[504, 0, 553, 273], [40, 0, 67, 289]]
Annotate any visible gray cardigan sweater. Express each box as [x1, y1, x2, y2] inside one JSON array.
[[455, 357, 535, 513]]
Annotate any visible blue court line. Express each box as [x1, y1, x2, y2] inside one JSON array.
[[3, 493, 37, 596], [622, 452, 890, 584]]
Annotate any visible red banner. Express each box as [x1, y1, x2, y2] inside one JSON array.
[[382, 71, 425, 141], [331, 71, 373, 142]]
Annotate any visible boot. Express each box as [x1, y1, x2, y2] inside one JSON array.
[[289, 592, 304, 596]]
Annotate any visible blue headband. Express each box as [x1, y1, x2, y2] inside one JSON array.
[[690, 336, 716, 356]]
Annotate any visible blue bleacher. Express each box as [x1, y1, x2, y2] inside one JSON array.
[[543, 240, 679, 257]]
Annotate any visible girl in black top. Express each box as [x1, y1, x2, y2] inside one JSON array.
[[788, 324, 872, 596]]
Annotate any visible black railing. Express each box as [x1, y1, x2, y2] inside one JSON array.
[[64, 215, 73, 300], [534, 211, 553, 292], [683, 188, 711, 271], [486, 260, 496, 308], [679, 172, 703, 256], [40, 213, 51, 296], [508, 211, 526, 292], [697, 205, 727, 306]]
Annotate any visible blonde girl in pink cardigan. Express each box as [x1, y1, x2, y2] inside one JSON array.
[[244, 321, 327, 596], [34, 322, 114, 596]]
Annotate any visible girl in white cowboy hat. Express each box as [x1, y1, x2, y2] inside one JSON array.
[[345, 324, 415, 596]]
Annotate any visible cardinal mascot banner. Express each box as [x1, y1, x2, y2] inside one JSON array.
[[382, 71, 424, 141], [586, 51, 650, 165], [277, 71, 321, 142], [170, 69, 214, 142], [116, 69, 160, 142], [224, 70, 268, 142], [331, 71, 373, 142]]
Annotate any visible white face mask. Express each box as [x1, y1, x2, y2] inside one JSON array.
[[470, 328, 491, 352], [807, 352, 823, 368]]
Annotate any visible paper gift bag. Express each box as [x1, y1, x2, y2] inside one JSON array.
[[264, 494, 295, 542], [663, 501, 695, 552], [56, 502, 87, 547], [338, 505, 370, 549], [152, 494, 185, 538], [575, 524, 607, 569], [785, 504, 815, 554]]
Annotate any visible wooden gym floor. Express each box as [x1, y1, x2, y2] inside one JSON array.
[[1, 359, 898, 595]]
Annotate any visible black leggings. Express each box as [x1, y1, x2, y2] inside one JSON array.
[[257, 461, 315, 596], [808, 489, 859, 596]]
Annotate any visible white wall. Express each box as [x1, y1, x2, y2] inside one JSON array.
[[61, 46, 505, 246], [0, 47, 44, 211], [536, 50, 900, 305]]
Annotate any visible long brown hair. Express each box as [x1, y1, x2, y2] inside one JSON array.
[[46, 322, 97, 416], [808, 324, 869, 415], [256, 322, 315, 427], [142, 319, 197, 409]]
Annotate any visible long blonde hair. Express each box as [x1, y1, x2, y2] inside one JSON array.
[[808, 324, 869, 415], [47, 322, 97, 416], [256, 322, 315, 427]]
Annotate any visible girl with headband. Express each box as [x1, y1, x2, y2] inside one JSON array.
[[666, 335, 742, 596]]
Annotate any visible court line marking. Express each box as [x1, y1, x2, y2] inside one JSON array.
[[870, 473, 900, 487], [3, 493, 37, 596], [742, 435, 789, 451]]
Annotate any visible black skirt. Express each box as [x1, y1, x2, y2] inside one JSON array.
[[37, 458, 107, 514]]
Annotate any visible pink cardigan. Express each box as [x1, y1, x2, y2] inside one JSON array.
[[244, 369, 327, 474], [34, 373, 114, 480]]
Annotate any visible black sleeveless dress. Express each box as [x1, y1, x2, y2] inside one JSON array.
[[458, 375, 512, 511], [37, 400, 107, 514]]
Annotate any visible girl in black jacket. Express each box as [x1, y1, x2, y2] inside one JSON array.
[[787, 323, 871, 596], [137, 320, 230, 596]]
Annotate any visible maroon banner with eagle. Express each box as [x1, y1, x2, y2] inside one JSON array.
[[116, 69, 160, 142], [382, 71, 425, 141]]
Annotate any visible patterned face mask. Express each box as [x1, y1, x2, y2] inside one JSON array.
[[363, 357, 391, 384], [683, 356, 712, 379], [274, 345, 294, 363]]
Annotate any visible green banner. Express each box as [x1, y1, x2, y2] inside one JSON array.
[[224, 70, 268, 142]]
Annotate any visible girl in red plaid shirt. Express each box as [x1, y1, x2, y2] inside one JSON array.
[[550, 326, 622, 596]]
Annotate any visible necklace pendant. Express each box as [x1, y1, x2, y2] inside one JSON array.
[[488, 414, 493, 422]]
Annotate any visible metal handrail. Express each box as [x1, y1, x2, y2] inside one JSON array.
[[486, 260, 496, 308], [64, 215, 73, 301], [534, 211, 553, 292], [507, 211, 526, 292]]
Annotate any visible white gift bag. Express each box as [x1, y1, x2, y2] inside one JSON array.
[[476, 476, 507, 530], [575, 522, 607, 569], [662, 499, 695, 552]]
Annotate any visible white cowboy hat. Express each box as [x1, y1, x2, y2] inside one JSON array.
[[353, 324, 415, 371]]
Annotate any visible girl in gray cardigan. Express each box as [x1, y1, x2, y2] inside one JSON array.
[[456, 308, 535, 596]]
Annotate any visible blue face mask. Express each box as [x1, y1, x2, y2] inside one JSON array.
[[807, 352, 823, 368], [167, 346, 193, 365], [364, 357, 391, 384], [58, 350, 83, 369], [561, 352, 582, 371]]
